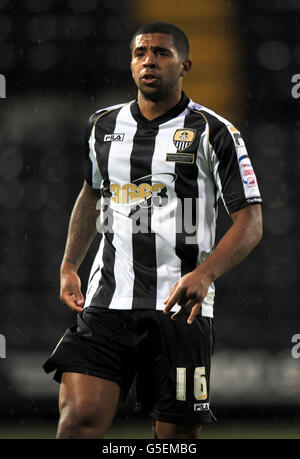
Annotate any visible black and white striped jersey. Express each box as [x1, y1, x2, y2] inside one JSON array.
[[83, 92, 262, 317]]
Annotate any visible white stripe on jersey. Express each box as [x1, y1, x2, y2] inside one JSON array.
[[210, 150, 230, 214], [84, 237, 104, 307], [194, 117, 216, 316], [88, 123, 102, 188], [107, 104, 137, 309]]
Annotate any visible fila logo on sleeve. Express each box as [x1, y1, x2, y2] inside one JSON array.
[[104, 133, 125, 142]]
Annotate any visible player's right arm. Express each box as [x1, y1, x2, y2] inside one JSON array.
[[60, 180, 101, 312], [60, 110, 104, 311]]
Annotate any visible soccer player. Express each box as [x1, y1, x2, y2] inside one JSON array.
[[43, 22, 263, 439]]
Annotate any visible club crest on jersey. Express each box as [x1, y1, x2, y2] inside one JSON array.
[[173, 129, 196, 151], [104, 133, 124, 142]]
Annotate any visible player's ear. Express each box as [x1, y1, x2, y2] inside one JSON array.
[[180, 59, 192, 77]]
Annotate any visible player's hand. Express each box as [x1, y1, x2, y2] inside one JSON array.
[[60, 270, 85, 312], [163, 269, 212, 325]]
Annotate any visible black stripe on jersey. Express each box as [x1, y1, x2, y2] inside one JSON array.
[[89, 108, 121, 309], [130, 125, 159, 310], [200, 111, 248, 214], [175, 109, 207, 276], [86, 266, 100, 296]]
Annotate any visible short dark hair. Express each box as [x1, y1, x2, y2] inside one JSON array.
[[130, 22, 189, 59]]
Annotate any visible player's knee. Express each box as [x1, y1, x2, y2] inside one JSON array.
[[57, 401, 101, 439]]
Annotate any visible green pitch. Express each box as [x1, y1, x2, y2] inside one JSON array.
[[0, 419, 299, 439]]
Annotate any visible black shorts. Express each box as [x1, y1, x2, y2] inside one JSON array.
[[43, 307, 215, 425]]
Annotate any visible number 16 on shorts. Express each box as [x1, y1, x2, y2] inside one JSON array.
[[176, 366, 208, 401]]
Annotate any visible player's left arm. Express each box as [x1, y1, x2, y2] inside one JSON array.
[[163, 203, 262, 324]]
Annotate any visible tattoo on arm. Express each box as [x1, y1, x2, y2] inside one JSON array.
[[62, 184, 100, 270]]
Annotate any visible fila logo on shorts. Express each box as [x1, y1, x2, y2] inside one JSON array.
[[194, 403, 210, 412]]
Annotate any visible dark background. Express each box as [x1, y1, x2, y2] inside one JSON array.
[[0, 0, 299, 437]]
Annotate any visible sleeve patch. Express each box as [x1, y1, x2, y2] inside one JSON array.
[[227, 125, 245, 148]]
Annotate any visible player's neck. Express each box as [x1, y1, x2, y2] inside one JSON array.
[[137, 90, 182, 121]]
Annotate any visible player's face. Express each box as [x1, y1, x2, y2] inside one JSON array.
[[131, 33, 189, 101]]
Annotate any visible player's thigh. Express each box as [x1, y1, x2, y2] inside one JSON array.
[[59, 371, 121, 425]]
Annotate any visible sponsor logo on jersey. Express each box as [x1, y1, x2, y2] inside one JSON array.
[[173, 129, 196, 151], [104, 133, 125, 142], [246, 176, 257, 187], [99, 172, 204, 242], [194, 402, 210, 412], [238, 154, 256, 186], [110, 173, 177, 207], [243, 168, 254, 176], [166, 152, 195, 164]]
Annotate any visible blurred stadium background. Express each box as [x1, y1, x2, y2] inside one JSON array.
[[0, 0, 299, 439]]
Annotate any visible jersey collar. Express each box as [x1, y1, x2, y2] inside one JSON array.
[[130, 92, 190, 128]]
